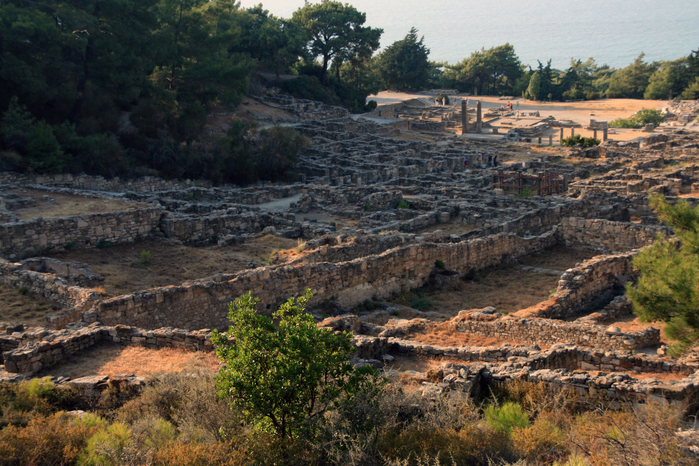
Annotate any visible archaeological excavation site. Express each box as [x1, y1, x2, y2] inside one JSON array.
[[2, 89, 699, 444]]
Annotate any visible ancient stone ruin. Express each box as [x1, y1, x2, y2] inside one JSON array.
[[2, 90, 699, 416]]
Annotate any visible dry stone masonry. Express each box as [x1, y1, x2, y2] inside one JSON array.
[[3, 92, 699, 409]]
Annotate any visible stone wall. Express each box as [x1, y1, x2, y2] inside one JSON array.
[[0, 259, 102, 315], [1, 323, 213, 374], [558, 217, 666, 252], [0, 208, 162, 260], [449, 308, 659, 351], [518, 252, 637, 319], [0, 172, 212, 193], [71, 231, 558, 330]]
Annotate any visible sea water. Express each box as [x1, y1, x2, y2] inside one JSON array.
[[238, 0, 699, 70]]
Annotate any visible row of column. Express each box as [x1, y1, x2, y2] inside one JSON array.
[[459, 100, 608, 144], [461, 99, 482, 133], [558, 126, 608, 142]]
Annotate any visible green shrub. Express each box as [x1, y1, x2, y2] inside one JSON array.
[[610, 108, 665, 129], [212, 290, 382, 441], [562, 134, 600, 148], [140, 250, 152, 265], [0, 412, 101, 466], [434, 259, 445, 269], [484, 402, 529, 435], [396, 200, 410, 209], [511, 418, 567, 464], [79, 422, 131, 466], [364, 202, 372, 212], [96, 239, 113, 248]]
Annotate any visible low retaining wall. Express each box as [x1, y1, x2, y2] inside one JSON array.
[[1, 324, 213, 374], [517, 252, 638, 320], [448, 309, 659, 351], [0, 259, 102, 314], [0, 172, 212, 193], [68, 231, 557, 330], [0, 208, 162, 260], [558, 217, 667, 252]]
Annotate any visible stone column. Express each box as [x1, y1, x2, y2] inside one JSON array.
[[593, 129, 597, 140], [559, 127, 564, 144], [549, 134, 553, 145], [538, 137, 542, 145], [476, 100, 482, 133], [571, 128, 575, 137], [603, 127, 608, 141], [461, 99, 468, 133]]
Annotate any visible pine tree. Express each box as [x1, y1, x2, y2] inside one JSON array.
[[627, 194, 699, 356]]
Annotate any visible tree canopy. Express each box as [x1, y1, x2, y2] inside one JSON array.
[[211, 289, 380, 440], [375, 27, 431, 91], [627, 194, 699, 356], [291, 0, 382, 85]]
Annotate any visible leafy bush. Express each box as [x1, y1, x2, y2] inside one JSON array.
[[0, 412, 102, 466], [434, 259, 445, 269], [212, 290, 381, 441], [484, 402, 529, 434], [140, 250, 152, 265], [511, 418, 568, 464], [610, 108, 665, 129], [562, 134, 600, 148], [396, 200, 410, 209], [79, 422, 131, 466]]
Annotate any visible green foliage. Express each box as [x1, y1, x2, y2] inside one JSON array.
[[96, 239, 113, 249], [140, 250, 152, 265], [526, 71, 542, 100], [434, 259, 445, 270], [610, 108, 665, 129], [78, 422, 131, 466], [256, 126, 310, 181], [561, 135, 601, 148], [514, 188, 532, 199], [292, 0, 382, 85], [364, 202, 372, 212], [212, 289, 381, 441], [441, 43, 523, 96], [606, 53, 658, 98], [627, 194, 699, 355], [376, 28, 431, 91], [393, 289, 434, 310], [396, 200, 410, 209], [484, 402, 530, 435]]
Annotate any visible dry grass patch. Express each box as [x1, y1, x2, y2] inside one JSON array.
[[406, 322, 529, 347], [3, 188, 146, 221], [0, 284, 62, 326], [38, 343, 222, 379], [48, 235, 298, 295], [413, 218, 478, 236], [405, 247, 593, 317]]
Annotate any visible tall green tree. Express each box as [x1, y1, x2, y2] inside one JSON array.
[[236, 5, 307, 77], [441, 44, 522, 96], [607, 53, 657, 98], [627, 194, 699, 356], [291, 0, 382, 85], [212, 290, 381, 441], [375, 27, 430, 91]]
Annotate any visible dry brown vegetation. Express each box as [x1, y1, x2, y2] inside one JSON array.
[[37, 343, 221, 379], [406, 322, 529, 347], [0, 284, 62, 326], [2, 188, 145, 221], [48, 235, 299, 295]]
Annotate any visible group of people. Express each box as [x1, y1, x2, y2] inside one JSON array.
[[500, 101, 519, 112]]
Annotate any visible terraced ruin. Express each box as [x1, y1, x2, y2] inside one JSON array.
[[2, 90, 699, 421]]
